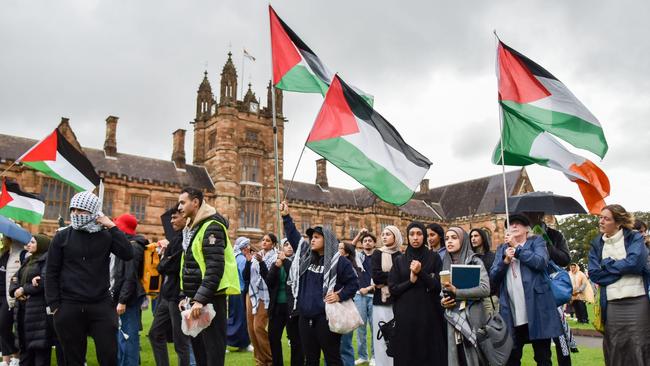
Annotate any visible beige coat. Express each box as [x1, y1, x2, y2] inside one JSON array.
[[570, 269, 594, 303]]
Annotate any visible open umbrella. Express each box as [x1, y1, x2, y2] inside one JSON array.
[[0, 215, 32, 244], [493, 191, 587, 215]]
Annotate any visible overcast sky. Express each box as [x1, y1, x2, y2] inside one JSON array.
[[1, 0, 649, 212]]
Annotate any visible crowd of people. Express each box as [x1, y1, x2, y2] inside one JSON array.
[[0, 186, 649, 366]]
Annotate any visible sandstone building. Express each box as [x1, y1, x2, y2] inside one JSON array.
[[0, 53, 534, 248]]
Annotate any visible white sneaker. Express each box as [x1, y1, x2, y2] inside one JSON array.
[[354, 359, 368, 365], [9, 358, 19, 366], [369, 358, 376, 366], [246, 344, 254, 352]]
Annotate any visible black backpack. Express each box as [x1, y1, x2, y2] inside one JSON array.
[[376, 318, 396, 357]]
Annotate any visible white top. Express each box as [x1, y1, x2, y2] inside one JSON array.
[[602, 229, 646, 300], [506, 257, 528, 326]]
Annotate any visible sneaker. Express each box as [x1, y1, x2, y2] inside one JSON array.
[[355, 359, 368, 365], [9, 359, 19, 366], [369, 359, 376, 366], [246, 345, 254, 352]]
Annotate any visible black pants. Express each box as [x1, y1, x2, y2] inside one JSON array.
[[573, 300, 588, 323], [0, 296, 18, 355], [53, 299, 118, 366], [299, 314, 342, 366], [149, 297, 191, 366], [506, 324, 552, 366], [19, 348, 51, 366], [268, 303, 289, 366], [286, 314, 304, 366], [190, 295, 227, 366], [553, 337, 571, 366]]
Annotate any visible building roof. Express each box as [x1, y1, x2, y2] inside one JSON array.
[[0, 133, 214, 191]]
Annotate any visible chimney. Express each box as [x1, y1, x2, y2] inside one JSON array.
[[316, 158, 328, 189], [172, 129, 186, 169], [104, 116, 118, 157], [419, 178, 429, 193]]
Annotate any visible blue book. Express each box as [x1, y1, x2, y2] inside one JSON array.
[[451, 264, 481, 289]]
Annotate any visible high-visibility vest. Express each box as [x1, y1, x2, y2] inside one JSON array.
[[180, 219, 240, 295], [141, 243, 161, 295]]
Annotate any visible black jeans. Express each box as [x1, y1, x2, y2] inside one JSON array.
[[190, 295, 227, 366], [149, 297, 191, 366], [286, 314, 304, 366], [299, 314, 342, 366], [506, 324, 552, 366], [0, 296, 18, 355], [269, 303, 289, 366], [53, 298, 118, 366], [573, 300, 588, 323]]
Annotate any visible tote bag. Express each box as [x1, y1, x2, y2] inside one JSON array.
[[325, 299, 363, 334], [547, 261, 573, 306]]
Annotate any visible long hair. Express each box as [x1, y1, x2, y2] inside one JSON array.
[[603, 204, 634, 230]]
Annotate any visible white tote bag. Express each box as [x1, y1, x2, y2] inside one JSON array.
[[325, 299, 364, 334]]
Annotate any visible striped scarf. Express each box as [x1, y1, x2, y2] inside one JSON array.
[[249, 248, 277, 314]]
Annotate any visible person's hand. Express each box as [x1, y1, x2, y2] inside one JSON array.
[[279, 201, 289, 217], [254, 252, 263, 262], [441, 296, 456, 309], [504, 247, 516, 264], [409, 271, 418, 283], [360, 287, 369, 295], [442, 281, 457, 295], [116, 303, 126, 315], [275, 251, 285, 267], [359, 228, 368, 235], [504, 231, 512, 246], [190, 301, 204, 319], [31, 276, 41, 287], [410, 260, 422, 274], [325, 291, 340, 304], [178, 298, 188, 311], [243, 247, 253, 261], [96, 214, 115, 229], [157, 239, 169, 252], [14, 287, 24, 299]]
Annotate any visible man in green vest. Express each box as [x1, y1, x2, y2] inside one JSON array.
[[178, 187, 240, 366]]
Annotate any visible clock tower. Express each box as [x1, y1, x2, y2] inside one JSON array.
[[192, 52, 285, 241]]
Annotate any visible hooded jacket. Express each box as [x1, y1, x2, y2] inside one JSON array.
[[157, 231, 184, 301], [110, 234, 147, 306], [181, 202, 230, 304], [469, 228, 497, 296]]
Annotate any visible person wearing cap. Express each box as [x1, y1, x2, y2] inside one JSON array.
[[111, 213, 148, 366], [10, 234, 63, 366], [279, 201, 359, 366], [44, 191, 134, 366], [388, 221, 446, 366], [490, 214, 562, 366]]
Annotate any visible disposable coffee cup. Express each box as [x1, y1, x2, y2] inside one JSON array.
[[439, 270, 451, 284]]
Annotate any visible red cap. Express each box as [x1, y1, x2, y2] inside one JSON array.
[[115, 214, 138, 235]]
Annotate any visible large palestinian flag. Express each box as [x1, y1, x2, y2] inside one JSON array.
[[17, 129, 100, 192], [269, 5, 373, 105], [0, 179, 45, 224], [307, 75, 431, 206], [497, 41, 608, 158]]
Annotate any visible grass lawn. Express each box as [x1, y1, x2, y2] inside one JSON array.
[[566, 301, 597, 330], [78, 304, 604, 365]]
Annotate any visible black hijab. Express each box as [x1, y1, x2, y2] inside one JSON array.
[[406, 221, 428, 262]]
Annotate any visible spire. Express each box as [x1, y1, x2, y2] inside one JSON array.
[[243, 83, 258, 105], [198, 70, 211, 92], [196, 70, 214, 120], [220, 52, 238, 105]]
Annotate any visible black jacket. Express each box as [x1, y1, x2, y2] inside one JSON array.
[[45, 226, 134, 311], [545, 226, 571, 267], [110, 234, 147, 306], [181, 204, 229, 305], [158, 232, 184, 301], [10, 254, 53, 350], [263, 257, 293, 317], [371, 250, 402, 306]]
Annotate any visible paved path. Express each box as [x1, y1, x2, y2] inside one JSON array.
[[574, 335, 602, 348]]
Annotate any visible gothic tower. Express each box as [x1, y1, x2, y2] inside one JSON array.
[[220, 52, 237, 105], [193, 71, 215, 165]]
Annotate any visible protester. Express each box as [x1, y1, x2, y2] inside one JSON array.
[[371, 226, 402, 366], [490, 214, 562, 366], [0, 234, 23, 366], [149, 207, 192, 366], [388, 221, 446, 366], [45, 191, 134, 366], [338, 243, 360, 366], [469, 227, 498, 314], [112, 213, 148, 366], [243, 234, 277, 366], [588, 204, 650, 365], [280, 201, 359, 366], [441, 227, 490, 366], [351, 230, 375, 365], [227, 237, 252, 352], [568, 263, 591, 324], [177, 187, 240, 366], [426, 223, 446, 259], [265, 240, 301, 366]]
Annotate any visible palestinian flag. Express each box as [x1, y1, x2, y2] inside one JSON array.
[[17, 129, 100, 192], [493, 109, 610, 214], [306, 75, 431, 206], [0, 179, 45, 224], [269, 5, 373, 105], [497, 41, 608, 158]]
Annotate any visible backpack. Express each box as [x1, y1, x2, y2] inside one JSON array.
[[141, 243, 161, 295], [376, 318, 397, 357]]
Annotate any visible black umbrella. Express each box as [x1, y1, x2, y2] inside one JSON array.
[[493, 191, 587, 215]]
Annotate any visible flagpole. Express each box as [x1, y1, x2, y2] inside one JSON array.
[[240, 50, 245, 99], [494, 30, 511, 231], [283, 143, 307, 202], [0, 162, 17, 178], [269, 17, 283, 243]]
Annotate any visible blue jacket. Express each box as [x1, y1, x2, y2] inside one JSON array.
[[588, 228, 650, 322], [490, 235, 562, 341]]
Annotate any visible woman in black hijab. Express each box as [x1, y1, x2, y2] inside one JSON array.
[[388, 222, 447, 366]]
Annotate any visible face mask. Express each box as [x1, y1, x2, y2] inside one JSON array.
[[70, 213, 103, 233]]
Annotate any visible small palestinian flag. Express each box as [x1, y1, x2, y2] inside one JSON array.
[[0, 179, 45, 224], [306, 75, 431, 206], [17, 129, 100, 192], [497, 40, 608, 158], [269, 5, 373, 105]]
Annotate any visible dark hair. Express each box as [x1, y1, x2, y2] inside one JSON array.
[[181, 187, 203, 206], [266, 233, 278, 245], [633, 219, 647, 231], [469, 228, 491, 253], [342, 243, 361, 273], [360, 232, 377, 243], [426, 223, 445, 242]]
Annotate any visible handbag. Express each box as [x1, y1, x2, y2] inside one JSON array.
[[325, 299, 363, 334], [376, 318, 396, 357], [546, 260, 573, 306], [592, 287, 605, 334], [476, 300, 513, 366]]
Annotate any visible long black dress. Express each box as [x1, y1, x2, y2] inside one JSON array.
[[388, 245, 447, 366]]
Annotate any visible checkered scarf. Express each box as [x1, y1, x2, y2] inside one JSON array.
[[69, 191, 103, 233], [249, 248, 277, 314]]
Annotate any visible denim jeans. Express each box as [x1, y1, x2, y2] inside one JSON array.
[[117, 303, 141, 366], [354, 294, 373, 360], [340, 331, 355, 366]]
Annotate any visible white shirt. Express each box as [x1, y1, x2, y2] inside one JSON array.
[[506, 257, 528, 326], [602, 229, 645, 300]]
